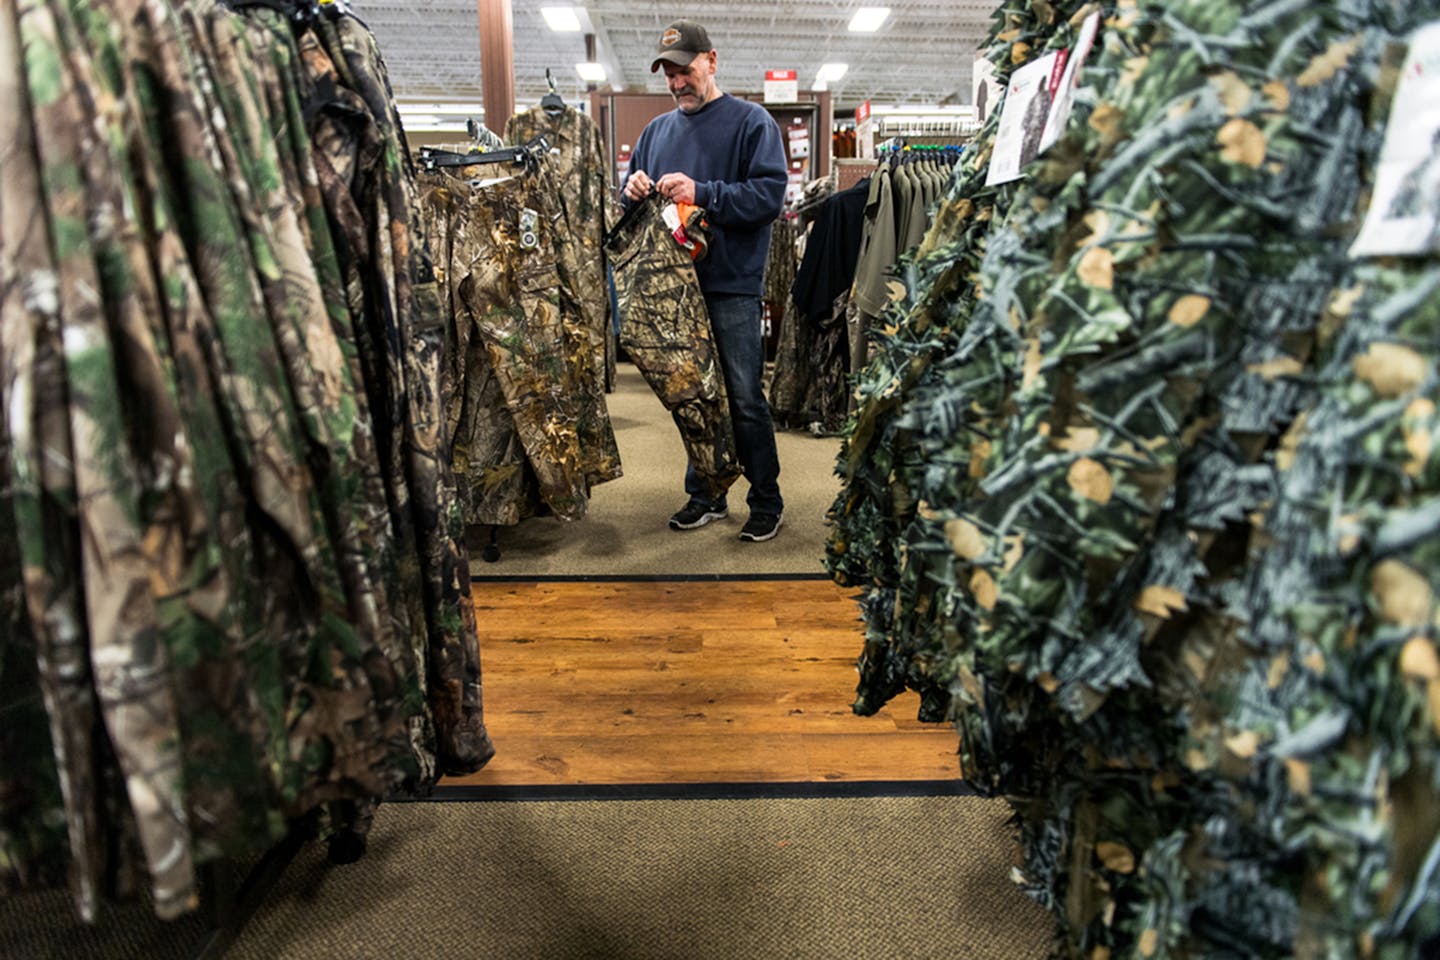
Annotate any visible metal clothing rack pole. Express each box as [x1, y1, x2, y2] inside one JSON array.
[[479, 524, 502, 563], [187, 813, 319, 960]]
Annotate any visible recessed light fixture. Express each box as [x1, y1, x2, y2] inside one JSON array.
[[848, 7, 891, 32], [541, 7, 582, 32], [575, 61, 607, 82], [816, 62, 850, 82]]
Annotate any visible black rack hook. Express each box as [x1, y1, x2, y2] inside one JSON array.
[[541, 67, 565, 114]]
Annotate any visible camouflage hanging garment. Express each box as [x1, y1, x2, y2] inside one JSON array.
[[99, 0, 322, 874], [768, 294, 813, 429], [764, 217, 808, 426], [505, 103, 626, 470], [0, 0, 493, 918], [228, 0, 436, 791], [0, 1, 104, 915], [18, 0, 206, 917], [310, 9, 493, 776], [292, 21, 437, 774], [606, 194, 741, 501], [416, 150, 592, 526], [171, 0, 423, 815], [801, 291, 853, 436], [527, 146, 622, 491], [828, 0, 1440, 956], [415, 165, 531, 529]]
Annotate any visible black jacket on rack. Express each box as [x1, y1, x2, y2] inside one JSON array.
[[789, 179, 871, 326]]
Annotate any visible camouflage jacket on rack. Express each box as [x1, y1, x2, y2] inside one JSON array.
[[0, 0, 492, 922]]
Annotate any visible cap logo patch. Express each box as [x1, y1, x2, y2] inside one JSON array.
[[662, 28, 681, 46]]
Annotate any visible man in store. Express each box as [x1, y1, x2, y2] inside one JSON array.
[[622, 19, 789, 543]]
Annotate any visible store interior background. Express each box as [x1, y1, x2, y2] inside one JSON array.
[[12, 2, 1432, 957], [371, 0, 993, 191], [382, 1, 999, 788], [373, 0, 997, 577]]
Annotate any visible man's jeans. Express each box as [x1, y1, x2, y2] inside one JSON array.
[[686, 294, 784, 516]]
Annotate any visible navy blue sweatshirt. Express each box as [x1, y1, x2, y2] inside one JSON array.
[[625, 94, 787, 297]]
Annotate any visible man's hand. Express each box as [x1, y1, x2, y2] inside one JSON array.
[[623, 170, 654, 201], [655, 172, 697, 205]]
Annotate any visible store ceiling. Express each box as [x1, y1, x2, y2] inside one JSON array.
[[351, 1, 1000, 116]]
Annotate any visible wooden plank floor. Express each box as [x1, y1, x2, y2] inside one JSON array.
[[445, 579, 961, 786]]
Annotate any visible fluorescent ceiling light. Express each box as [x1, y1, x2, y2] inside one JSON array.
[[541, 7, 582, 32], [816, 62, 849, 82], [575, 61, 607, 82], [848, 7, 891, 32]]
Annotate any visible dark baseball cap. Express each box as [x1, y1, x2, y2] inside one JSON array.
[[650, 20, 712, 72]]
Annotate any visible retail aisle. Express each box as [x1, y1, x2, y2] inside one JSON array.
[[471, 363, 842, 577], [448, 579, 959, 787]]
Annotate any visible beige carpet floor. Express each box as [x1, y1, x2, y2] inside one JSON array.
[[1, 796, 1053, 960], [222, 795, 1051, 960], [471, 364, 842, 578]]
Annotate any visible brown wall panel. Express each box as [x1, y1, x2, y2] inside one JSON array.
[[591, 90, 833, 200]]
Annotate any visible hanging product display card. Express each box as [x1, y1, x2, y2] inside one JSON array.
[[1039, 11, 1102, 154], [985, 50, 1061, 185], [1351, 22, 1440, 257]]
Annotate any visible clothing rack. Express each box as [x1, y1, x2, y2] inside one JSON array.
[[417, 135, 550, 173], [875, 141, 966, 167], [874, 116, 979, 140], [187, 817, 316, 959]]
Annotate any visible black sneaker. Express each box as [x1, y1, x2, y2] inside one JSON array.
[[739, 512, 783, 542], [669, 501, 728, 530]]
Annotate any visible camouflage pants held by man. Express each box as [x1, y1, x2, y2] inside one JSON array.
[[605, 195, 741, 502]]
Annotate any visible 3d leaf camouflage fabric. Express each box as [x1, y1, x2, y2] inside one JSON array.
[[0, 0, 491, 922], [827, 1, 1440, 957], [606, 194, 742, 502]]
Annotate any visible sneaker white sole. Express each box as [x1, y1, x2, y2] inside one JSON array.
[[669, 509, 728, 530], [739, 515, 784, 542]]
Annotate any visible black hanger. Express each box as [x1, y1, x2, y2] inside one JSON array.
[[219, 0, 348, 24], [418, 136, 550, 173], [541, 68, 565, 115]]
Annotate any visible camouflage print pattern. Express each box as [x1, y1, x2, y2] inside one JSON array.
[[768, 294, 807, 427], [0, 0, 494, 919], [0, 2, 103, 917], [306, 11, 492, 777], [528, 153, 623, 490], [0, 417, 67, 900], [763, 218, 806, 425], [828, 1, 1440, 956], [606, 194, 741, 501], [19, 0, 198, 917], [801, 290, 852, 435], [417, 170, 531, 527], [418, 159, 591, 526], [293, 23, 436, 777], [505, 104, 623, 411]]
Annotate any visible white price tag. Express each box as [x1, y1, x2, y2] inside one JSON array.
[[1352, 22, 1440, 258]]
